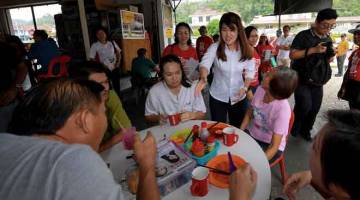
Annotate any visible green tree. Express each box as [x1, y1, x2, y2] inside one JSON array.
[[207, 19, 220, 35]]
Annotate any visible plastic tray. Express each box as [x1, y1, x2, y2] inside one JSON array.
[[182, 140, 220, 165]]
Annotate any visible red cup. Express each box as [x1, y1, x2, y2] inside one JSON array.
[[190, 167, 209, 196], [223, 127, 239, 146], [168, 113, 181, 126]]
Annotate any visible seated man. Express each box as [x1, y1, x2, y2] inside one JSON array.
[[284, 110, 360, 199], [28, 30, 59, 74], [131, 48, 159, 86], [68, 61, 132, 152], [0, 79, 160, 200]]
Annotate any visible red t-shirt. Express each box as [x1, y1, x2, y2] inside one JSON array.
[[251, 49, 261, 87], [196, 35, 213, 60], [256, 44, 274, 73], [348, 48, 360, 81], [162, 44, 198, 61]]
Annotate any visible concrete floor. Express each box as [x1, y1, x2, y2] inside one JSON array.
[[121, 69, 349, 200]]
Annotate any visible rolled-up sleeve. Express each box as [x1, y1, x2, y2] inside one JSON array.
[[244, 58, 256, 79], [200, 43, 218, 72]]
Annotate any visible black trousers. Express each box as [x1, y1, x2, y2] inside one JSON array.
[[209, 95, 248, 128], [292, 83, 323, 137]]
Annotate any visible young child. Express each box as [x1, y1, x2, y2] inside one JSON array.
[[145, 54, 206, 123], [240, 66, 298, 163]]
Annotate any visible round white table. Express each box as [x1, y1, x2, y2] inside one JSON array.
[[101, 120, 271, 200]]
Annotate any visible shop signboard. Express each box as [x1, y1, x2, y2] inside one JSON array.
[[120, 10, 145, 39]]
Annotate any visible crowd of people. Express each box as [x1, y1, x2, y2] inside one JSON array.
[[1, 6, 360, 200]]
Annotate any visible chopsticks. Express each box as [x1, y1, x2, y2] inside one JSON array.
[[183, 129, 193, 143], [198, 164, 231, 176], [227, 152, 237, 173], [207, 122, 221, 131]]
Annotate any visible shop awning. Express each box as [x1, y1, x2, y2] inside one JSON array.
[[274, 0, 333, 15]]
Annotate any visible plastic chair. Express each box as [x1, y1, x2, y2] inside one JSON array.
[[37, 55, 71, 81], [270, 111, 295, 185]]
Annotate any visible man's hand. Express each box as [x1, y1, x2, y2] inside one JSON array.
[[180, 112, 194, 122], [283, 170, 312, 200], [310, 43, 327, 55], [134, 132, 157, 170], [229, 163, 257, 200], [195, 78, 207, 96]]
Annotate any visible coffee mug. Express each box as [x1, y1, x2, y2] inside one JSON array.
[[223, 127, 239, 146], [190, 167, 209, 196], [168, 113, 181, 126]]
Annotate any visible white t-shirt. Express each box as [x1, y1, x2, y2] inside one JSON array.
[[89, 41, 121, 71], [145, 81, 206, 116], [276, 35, 293, 59], [0, 133, 124, 200], [200, 42, 256, 105]]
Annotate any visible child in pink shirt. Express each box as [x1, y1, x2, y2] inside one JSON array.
[[240, 66, 298, 163]]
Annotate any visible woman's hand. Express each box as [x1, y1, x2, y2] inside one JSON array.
[[195, 78, 207, 96], [283, 170, 312, 200], [229, 163, 257, 200]]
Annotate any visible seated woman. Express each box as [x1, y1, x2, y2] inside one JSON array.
[[240, 66, 298, 163], [284, 110, 360, 200], [68, 61, 132, 152], [145, 54, 206, 123]]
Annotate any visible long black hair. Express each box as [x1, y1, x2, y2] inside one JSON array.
[[159, 54, 191, 88], [174, 22, 192, 46]]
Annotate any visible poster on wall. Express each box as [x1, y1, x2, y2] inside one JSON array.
[[120, 10, 145, 39]]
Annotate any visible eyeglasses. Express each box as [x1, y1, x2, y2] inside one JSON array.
[[319, 22, 336, 30]]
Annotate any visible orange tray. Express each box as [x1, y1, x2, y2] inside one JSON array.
[[207, 154, 246, 188]]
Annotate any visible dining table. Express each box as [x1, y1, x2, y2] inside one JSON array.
[[100, 120, 271, 200]]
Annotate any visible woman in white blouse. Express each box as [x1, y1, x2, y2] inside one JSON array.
[[196, 12, 255, 127], [145, 54, 206, 123]]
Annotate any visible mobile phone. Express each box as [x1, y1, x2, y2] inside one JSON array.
[[320, 41, 332, 46]]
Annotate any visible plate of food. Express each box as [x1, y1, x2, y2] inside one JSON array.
[[169, 128, 191, 144], [207, 154, 246, 188], [207, 122, 229, 139]]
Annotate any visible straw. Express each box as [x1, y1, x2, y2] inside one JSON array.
[[227, 152, 237, 174], [183, 129, 193, 144]]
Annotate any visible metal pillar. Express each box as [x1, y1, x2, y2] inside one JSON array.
[[77, 0, 90, 59]]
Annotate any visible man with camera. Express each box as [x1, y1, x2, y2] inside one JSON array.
[[290, 8, 337, 141]]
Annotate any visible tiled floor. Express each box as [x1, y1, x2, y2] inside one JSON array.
[[121, 70, 348, 200]]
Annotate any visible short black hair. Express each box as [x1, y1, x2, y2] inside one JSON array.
[[245, 26, 258, 39], [320, 110, 360, 199], [5, 35, 27, 58], [8, 78, 104, 136], [93, 26, 109, 42], [316, 8, 338, 22], [283, 25, 291, 30], [159, 54, 191, 88], [174, 22, 192, 45], [68, 61, 111, 81], [137, 48, 147, 57], [33, 30, 48, 40], [269, 66, 298, 100]]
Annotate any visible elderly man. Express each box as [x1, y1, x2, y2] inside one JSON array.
[[0, 79, 160, 200]]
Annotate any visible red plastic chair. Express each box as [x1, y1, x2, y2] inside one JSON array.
[[270, 111, 295, 185], [37, 55, 71, 81]]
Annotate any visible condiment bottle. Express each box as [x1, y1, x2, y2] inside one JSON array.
[[200, 122, 209, 143], [192, 125, 200, 141], [191, 138, 205, 157], [206, 136, 215, 152]]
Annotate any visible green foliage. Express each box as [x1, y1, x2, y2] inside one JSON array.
[[207, 19, 220, 35], [177, 0, 360, 25]]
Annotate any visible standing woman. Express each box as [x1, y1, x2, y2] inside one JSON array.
[[196, 12, 255, 127], [163, 22, 198, 79], [245, 26, 261, 101], [256, 34, 274, 78], [89, 27, 121, 95]]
